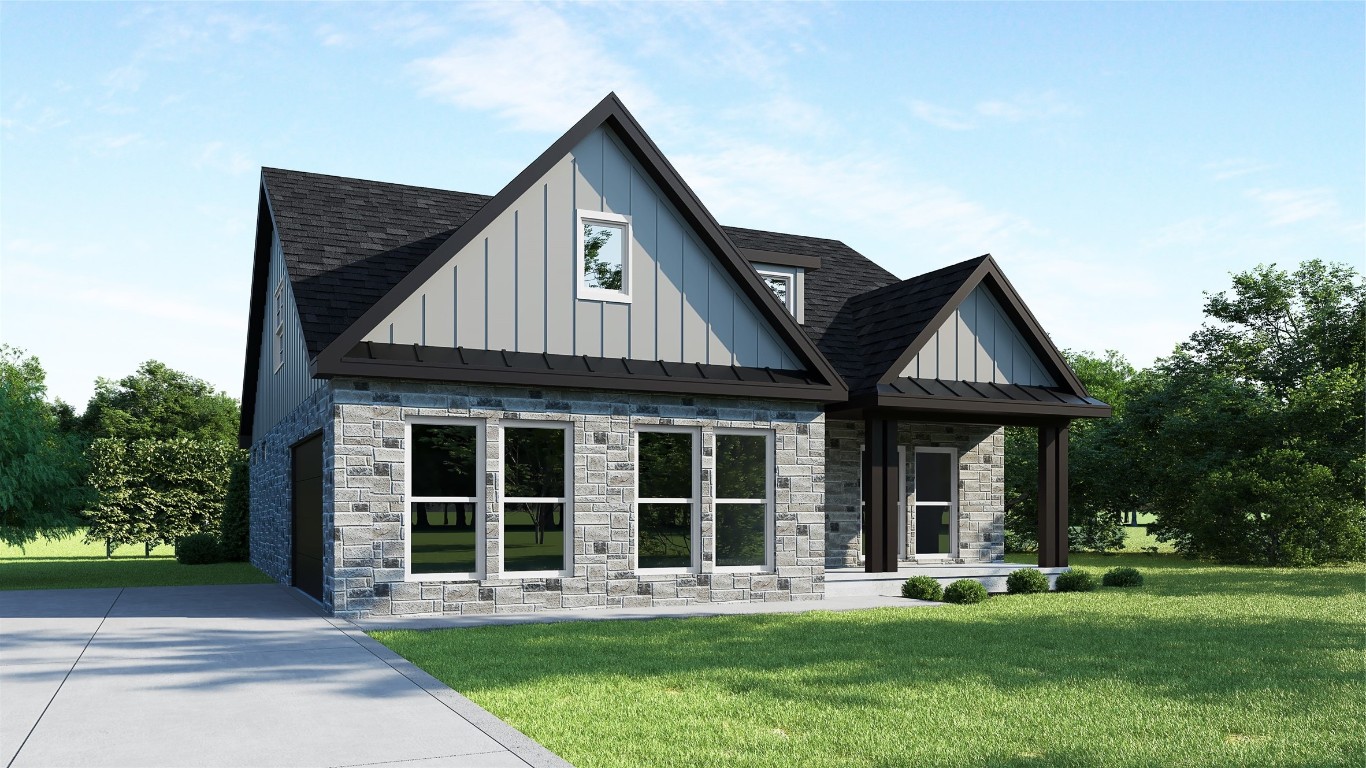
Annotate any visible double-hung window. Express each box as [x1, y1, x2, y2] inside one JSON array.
[[407, 420, 483, 579], [714, 431, 773, 570], [501, 424, 571, 576], [913, 447, 956, 557], [577, 210, 631, 303], [635, 428, 697, 571], [273, 276, 285, 371]]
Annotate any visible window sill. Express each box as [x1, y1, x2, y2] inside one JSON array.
[[405, 572, 481, 583], [577, 287, 633, 304], [636, 566, 697, 576]]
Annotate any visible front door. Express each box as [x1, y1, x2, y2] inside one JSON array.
[[913, 448, 957, 557], [291, 434, 324, 601]]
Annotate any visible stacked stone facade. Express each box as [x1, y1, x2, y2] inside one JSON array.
[[824, 419, 1005, 568], [251, 379, 826, 619], [248, 386, 330, 585]]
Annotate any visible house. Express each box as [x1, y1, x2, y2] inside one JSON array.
[[239, 94, 1110, 618]]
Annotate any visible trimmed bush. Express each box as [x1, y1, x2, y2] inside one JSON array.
[[219, 458, 250, 561], [1103, 566, 1144, 587], [1005, 568, 1049, 595], [943, 579, 988, 605], [175, 533, 223, 565], [1055, 569, 1099, 592], [901, 575, 944, 601]]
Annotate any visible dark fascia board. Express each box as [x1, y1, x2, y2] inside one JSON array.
[[318, 356, 846, 403], [237, 180, 277, 449], [875, 255, 1089, 397], [309, 93, 847, 398], [828, 392, 1108, 424], [826, 401, 1078, 428], [739, 248, 822, 270]]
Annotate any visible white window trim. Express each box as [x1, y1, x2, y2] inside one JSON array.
[[576, 209, 632, 304], [912, 446, 958, 559], [496, 421, 574, 579], [757, 269, 795, 315], [634, 424, 701, 575], [857, 445, 908, 563], [713, 428, 775, 573], [404, 417, 486, 582], [273, 277, 286, 373]]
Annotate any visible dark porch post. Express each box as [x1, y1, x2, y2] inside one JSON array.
[[1037, 421, 1070, 568], [862, 417, 900, 573]]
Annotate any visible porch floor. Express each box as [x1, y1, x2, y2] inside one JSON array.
[[825, 562, 1068, 596]]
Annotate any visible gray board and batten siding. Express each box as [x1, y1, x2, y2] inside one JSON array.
[[360, 126, 801, 371], [252, 231, 324, 442], [900, 284, 1057, 387]]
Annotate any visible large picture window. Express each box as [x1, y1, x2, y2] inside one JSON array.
[[715, 431, 772, 569], [408, 421, 483, 578], [636, 429, 696, 570], [502, 424, 571, 575]]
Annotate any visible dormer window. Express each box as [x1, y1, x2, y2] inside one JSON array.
[[578, 210, 631, 303], [759, 271, 794, 313]]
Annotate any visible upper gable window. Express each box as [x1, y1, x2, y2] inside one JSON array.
[[756, 267, 799, 318], [577, 210, 631, 303], [273, 276, 285, 372]]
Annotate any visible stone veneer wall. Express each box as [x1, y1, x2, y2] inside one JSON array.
[[824, 419, 1004, 567], [248, 386, 331, 585], [325, 380, 826, 619]]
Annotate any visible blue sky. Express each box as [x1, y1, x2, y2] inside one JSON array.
[[2, 2, 1362, 407]]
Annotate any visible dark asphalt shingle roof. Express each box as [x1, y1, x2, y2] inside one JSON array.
[[261, 168, 961, 386]]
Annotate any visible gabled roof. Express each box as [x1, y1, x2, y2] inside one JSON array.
[[305, 93, 845, 398]]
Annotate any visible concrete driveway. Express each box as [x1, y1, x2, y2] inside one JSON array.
[[0, 584, 570, 768]]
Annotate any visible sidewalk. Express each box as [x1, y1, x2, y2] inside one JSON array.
[[0, 584, 570, 768]]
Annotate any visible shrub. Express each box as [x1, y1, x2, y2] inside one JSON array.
[[943, 579, 988, 605], [175, 533, 223, 565], [901, 575, 944, 601], [219, 458, 250, 561], [1055, 569, 1098, 592], [1005, 568, 1049, 595], [1103, 566, 1144, 588]]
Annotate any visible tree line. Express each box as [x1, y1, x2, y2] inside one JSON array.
[[0, 358, 248, 559], [1006, 259, 1364, 566]]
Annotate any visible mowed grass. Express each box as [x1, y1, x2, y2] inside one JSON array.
[[0, 530, 271, 590], [373, 555, 1365, 768]]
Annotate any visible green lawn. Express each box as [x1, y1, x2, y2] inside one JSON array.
[[372, 555, 1365, 768], [0, 530, 271, 591]]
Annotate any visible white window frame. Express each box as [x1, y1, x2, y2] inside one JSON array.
[[757, 269, 795, 315], [576, 209, 632, 304], [713, 428, 775, 573], [404, 417, 486, 582], [496, 421, 573, 579], [912, 446, 958, 559], [633, 424, 700, 575], [857, 444, 908, 563], [273, 276, 286, 372]]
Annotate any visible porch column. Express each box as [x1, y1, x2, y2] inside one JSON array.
[[1037, 421, 1070, 568], [862, 417, 900, 573]]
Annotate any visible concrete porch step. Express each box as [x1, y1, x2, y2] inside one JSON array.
[[824, 563, 1068, 596]]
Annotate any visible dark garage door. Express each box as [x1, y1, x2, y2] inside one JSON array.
[[291, 434, 324, 602]]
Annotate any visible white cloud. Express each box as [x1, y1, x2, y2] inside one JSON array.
[[974, 91, 1079, 122], [410, 4, 654, 132], [1204, 158, 1275, 181], [910, 100, 975, 131], [196, 141, 255, 176], [1245, 187, 1340, 226], [316, 24, 350, 47]]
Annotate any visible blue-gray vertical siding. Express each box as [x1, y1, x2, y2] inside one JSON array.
[[901, 285, 1057, 386], [362, 126, 799, 370], [252, 231, 324, 443]]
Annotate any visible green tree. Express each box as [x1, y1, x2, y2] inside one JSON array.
[[1005, 350, 1137, 553], [80, 360, 239, 444], [0, 347, 93, 546], [219, 457, 251, 561], [85, 437, 237, 551], [1134, 260, 1365, 565]]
